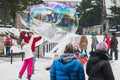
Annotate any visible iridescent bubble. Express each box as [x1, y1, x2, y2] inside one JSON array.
[[26, 2, 79, 33]]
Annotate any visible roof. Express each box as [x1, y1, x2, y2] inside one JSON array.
[[105, 0, 120, 15], [43, 0, 82, 2]]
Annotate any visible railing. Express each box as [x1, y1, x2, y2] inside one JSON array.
[[36, 42, 58, 58], [10, 41, 58, 64], [10, 50, 24, 64]]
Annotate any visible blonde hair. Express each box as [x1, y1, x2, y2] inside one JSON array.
[[64, 43, 74, 53]]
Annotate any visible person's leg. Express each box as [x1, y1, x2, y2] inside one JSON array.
[[8, 47, 10, 56], [6, 47, 8, 56], [27, 58, 33, 79], [114, 48, 118, 60], [110, 48, 113, 60], [6, 47, 10, 56], [81, 50, 83, 54], [19, 59, 28, 78], [91, 47, 93, 51], [32, 52, 36, 74], [85, 50, 88, 58]]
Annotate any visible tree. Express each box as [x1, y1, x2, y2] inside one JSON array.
[[109, 5, 120, 31], [76, 0, 103, 27], [109, 5, 120, 15], [1, 0, 44, 27]]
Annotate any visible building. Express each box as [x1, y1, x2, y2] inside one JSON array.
[[43, 0, 82, 8], [103, 0, 120, 33]]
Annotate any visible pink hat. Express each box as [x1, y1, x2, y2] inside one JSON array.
[[96, 42, 108, 51], [74, 44, 80, 48]]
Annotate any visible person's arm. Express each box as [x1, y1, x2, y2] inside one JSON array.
[[10, 38, 13, 47], [31, 29, 42, 42], [102, 61, 115, 80], [20, 32, 28, 40], [34, 36, 42, 42], [19, 29, 28, 40], [50, 61, 57, 80]]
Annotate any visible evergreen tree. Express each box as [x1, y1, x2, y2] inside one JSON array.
[[1, 0, 44, 27], [109, 5, 120, 31], [109, 5, 120, 15], [76, 0, 103, 27]]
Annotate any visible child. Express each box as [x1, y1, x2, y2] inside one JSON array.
[[74, 44, 87, 66], [18, 34, 35, 80]]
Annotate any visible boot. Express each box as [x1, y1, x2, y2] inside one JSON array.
[[27, 76, 31, 80], [18, 75, 22, 79]]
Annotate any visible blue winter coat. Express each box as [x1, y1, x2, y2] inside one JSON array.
[[50, 54, 85, 80]]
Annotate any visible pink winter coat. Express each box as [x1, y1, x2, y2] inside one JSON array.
[[104, 36, 110, 50]]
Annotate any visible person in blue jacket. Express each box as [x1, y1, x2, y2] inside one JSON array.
[[50, 43, 85, 80]]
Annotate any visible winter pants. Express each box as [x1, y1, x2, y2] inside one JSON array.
[[6, 47, 10, 56], [110, 48, 118, 60], [81, 49, 88, 58], [33, 52, 36, 72], [19, 57, 33, 77]]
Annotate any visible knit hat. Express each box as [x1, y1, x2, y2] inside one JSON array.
[[74, 44, 80, 48], [91, 32, 96, 36], [96, 42, 108, 51]]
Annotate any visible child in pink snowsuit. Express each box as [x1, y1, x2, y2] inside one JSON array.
[[18, 34, 35, 80]]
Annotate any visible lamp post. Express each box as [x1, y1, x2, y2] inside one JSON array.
[[115, 15, 118, 31]]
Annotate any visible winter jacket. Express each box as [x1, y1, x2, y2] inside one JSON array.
[[86, 50, 115, 80], [4, 37, 13, 47], [110, 36, 118, 49], [22, 35, 35, 59], [104, 36, 110, 50], [50, 54, 85, 80], [80, 35, 88, 50], [20, 32, 42, 52], [91, 36, 98, 48]]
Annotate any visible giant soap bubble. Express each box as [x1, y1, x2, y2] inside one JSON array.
[[19, 2, 79, 42]]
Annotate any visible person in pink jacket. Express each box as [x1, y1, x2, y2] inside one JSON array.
[[103, 33, 110, 52], [18, 34, 36, 80]]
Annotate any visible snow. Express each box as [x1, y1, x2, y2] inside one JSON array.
[[0, 28, 120, 80], [105, 0, 120, 15]]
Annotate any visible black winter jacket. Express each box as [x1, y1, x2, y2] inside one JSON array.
[[86, 50, 115, 80]]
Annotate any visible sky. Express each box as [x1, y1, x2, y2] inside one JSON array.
[[0, 28, 120, 80]]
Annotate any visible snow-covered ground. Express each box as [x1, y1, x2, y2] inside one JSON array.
[[0, 35, 120, 80]]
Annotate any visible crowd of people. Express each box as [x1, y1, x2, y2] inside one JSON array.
[[3, 30, 118, 80]]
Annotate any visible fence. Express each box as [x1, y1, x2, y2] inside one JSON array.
[[10, 41, 58, 64]]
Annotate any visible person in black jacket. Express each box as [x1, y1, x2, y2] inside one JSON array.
[[110, 32, 118, 60], [86, 42, 115, 80]]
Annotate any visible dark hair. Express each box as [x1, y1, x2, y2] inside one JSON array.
[[103, 33, 107, 36], [64, 43, 74, 53], [112, 32, 116, 36]]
